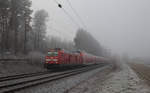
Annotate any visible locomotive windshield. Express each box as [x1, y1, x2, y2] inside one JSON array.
[[47, 51, 58, 56]]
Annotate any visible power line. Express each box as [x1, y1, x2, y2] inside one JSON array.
[[48, 26, 74, 39], [61, 8, 80, 28], [52, 0, 81, 28], [53, 0, 59, 4], [66, 0, 87, 29], [48, 13, 75, 35]]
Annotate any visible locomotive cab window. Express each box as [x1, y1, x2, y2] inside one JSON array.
[[47, 52, 58, 56]]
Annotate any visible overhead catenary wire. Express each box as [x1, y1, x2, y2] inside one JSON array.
[[47, 4, 74, 37], [53, 0, 59, 4], [48, 13, 75, 36], [52, 0, 81, 28], [61, 8, 80, 28], [47, 0, 76, 40], [66, 0, 87, 30], [48, 26, 74, 39]]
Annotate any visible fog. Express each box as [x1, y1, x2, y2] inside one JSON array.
[[31, 0, 150, 59]]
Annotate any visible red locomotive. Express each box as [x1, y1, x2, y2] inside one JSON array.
[[44, 48, 108, 69]]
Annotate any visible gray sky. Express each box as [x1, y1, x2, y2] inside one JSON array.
[[31, 0, 150, 59]]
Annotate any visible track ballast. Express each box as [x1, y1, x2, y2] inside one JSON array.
[[0, 64, 109, 93]]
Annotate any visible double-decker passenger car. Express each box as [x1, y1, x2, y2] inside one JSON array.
[[44, 48, 108, 69]]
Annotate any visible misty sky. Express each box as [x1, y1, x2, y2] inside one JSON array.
[[31, 0, 150, 59]]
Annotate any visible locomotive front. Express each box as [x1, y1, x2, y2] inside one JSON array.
[[44, 49, 60, 68]]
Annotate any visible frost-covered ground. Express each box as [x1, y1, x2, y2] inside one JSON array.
[[1, 62, 149, 93], [68, 63, 150, 93], [16, 65, 113, 93], [0, 52, 46, 77], [0, 62, 46, 77]]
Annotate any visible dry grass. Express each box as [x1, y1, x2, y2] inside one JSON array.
[[129, 63, 150, 85]]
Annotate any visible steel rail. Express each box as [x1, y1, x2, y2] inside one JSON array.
[[0, 65, 109, 93], [0, 65, 87, 82], [0, 71, 50, 82]]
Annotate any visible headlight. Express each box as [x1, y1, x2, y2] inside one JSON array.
[[46, 59, 51, 61], [53, 59, 58, 61]]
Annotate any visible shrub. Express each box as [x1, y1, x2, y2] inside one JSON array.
[[27, 51, 45, 68]]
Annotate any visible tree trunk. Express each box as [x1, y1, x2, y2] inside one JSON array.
[[1, 16, 5, 57], [24, 19, 27, 54], [5, 16, 9, 50], [14, 16, 18, 55]]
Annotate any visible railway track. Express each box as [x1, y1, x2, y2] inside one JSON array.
[[0, 65, 87, 82], [0, 71, 50, 82], [0, 64, 109, 93]]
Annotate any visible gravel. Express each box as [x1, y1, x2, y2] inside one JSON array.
[[15, 65, 112, 93], [1, 60, 150, 93]]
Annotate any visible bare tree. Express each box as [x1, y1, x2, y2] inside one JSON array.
[[0, 0, 32, 57], [32, 9, 48, 51], [74, 28, 103, 56]]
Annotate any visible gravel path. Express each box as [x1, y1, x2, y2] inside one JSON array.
[[67, 63, 150, 93]]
